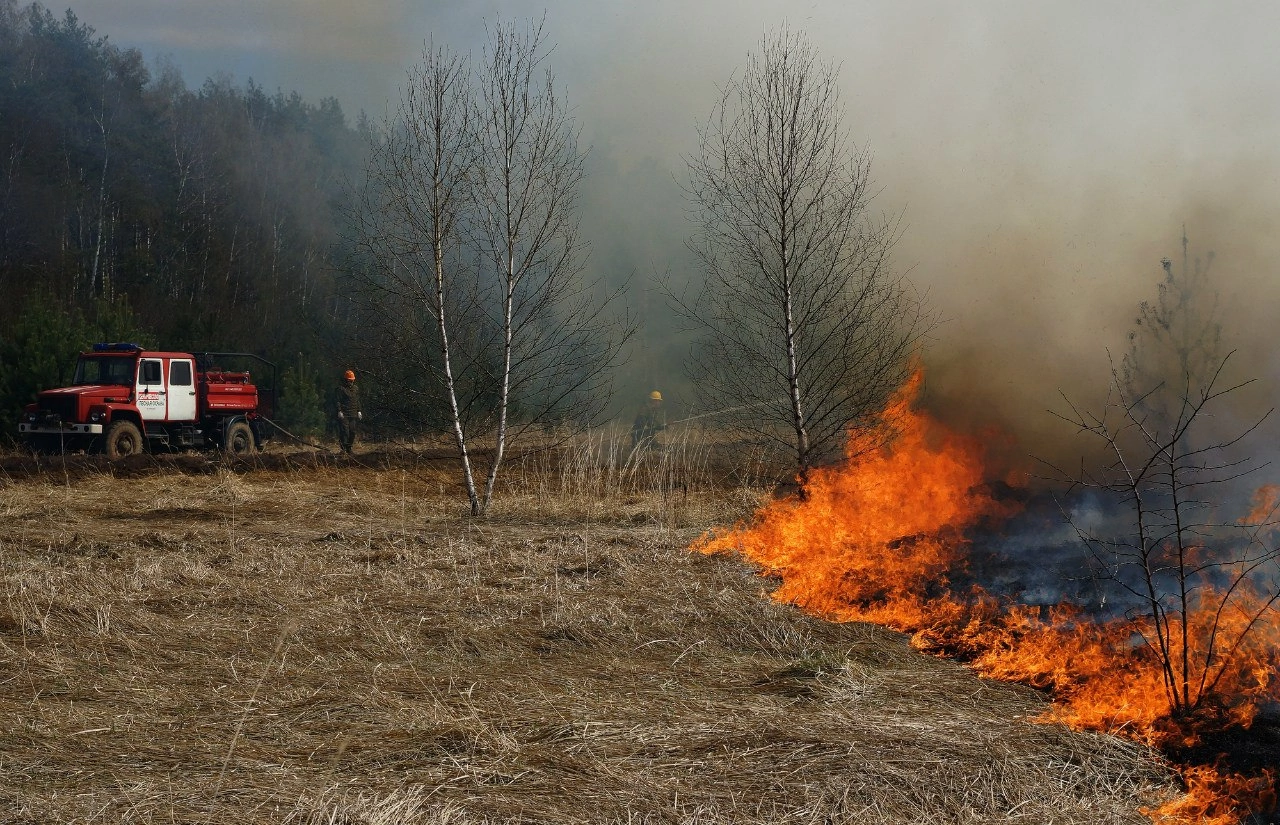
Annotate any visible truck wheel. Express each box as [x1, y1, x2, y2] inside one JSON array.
[[104, 421, 144, 459], [224, 421, 256, 457]]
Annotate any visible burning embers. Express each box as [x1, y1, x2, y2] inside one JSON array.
[[694, 370, 1279, 824]]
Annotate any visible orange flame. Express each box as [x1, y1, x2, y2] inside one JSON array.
[[696, 371, 1011, 631], [1145, 766, 1277, 825], [1245, 484, 1280, 526], [694, 369, 1279, 824]]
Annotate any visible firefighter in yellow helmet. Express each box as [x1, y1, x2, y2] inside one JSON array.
[[335, 369, 362, 454], [630, 389, 666, 452]]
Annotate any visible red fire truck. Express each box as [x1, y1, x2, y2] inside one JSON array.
[[17, 343, 276, 459]]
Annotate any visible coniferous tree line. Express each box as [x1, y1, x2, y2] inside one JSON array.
[[0, 3, 630, 449], [0, 4, 924, 478], [0, 1, 369, 437]]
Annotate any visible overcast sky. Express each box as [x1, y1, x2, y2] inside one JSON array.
[[81, 1, 1280, 456]]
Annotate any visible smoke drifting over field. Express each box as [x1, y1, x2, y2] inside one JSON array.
[[87, 1, 1280, 462]]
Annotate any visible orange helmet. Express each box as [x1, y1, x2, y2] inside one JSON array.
[[344, 369, 356, 381]]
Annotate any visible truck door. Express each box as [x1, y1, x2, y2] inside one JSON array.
[[168, 359, 197, 421], [136, 357, 167, 421]]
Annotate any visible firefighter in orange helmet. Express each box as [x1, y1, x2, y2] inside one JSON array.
[[335, 369, 362, 454], [630, 389, 666, 452]]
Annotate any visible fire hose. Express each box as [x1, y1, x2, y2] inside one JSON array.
[[260, 398, 781, 478], [620, 399, 781, 475], [664, 399, 777, 427], [256, 416, 339, 455]]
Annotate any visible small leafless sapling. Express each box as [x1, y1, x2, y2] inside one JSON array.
[[1051, 238, 1279, 720]]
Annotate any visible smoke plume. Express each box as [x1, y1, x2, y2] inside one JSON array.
[[84, 1, 1280, 463]]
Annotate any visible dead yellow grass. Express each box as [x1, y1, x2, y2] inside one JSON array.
[[0, 452, 1180, 824]]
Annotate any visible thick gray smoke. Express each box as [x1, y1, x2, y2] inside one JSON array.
[[87, 1, 1280, 465]]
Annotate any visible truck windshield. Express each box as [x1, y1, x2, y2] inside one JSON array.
[[73, 356, 137, 386]]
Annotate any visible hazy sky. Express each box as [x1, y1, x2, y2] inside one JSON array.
[[81, 1, 1280, 459]]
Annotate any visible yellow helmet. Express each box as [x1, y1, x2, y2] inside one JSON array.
[[649, 390, 663, 401]]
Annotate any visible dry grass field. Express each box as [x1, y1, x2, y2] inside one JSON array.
[[0, 442, 1182, 824]]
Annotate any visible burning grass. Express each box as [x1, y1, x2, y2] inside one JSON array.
[[695, 374, 1280, 824], [0, 442, 1179, 823]]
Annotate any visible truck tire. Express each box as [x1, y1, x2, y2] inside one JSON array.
[[104, 421, 144, 459], [224, 420, 256, 457]]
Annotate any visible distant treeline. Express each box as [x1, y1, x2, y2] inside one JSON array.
[[0, 1, 371, 435]]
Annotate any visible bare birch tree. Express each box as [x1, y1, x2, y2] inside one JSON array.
[[470, 18, 620, 510], [347, 42, 485, 513], [348, 20, 628, 516], [681, 27, 928, 482]]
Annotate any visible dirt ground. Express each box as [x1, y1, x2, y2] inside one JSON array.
[[0, 450, 1179, 824]]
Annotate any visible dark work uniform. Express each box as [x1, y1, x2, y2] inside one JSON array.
[[630, 403, 666, 451], [336, 381, 361, 453]]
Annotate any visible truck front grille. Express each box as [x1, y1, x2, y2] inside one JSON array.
[[38, 396, 78, 423]]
